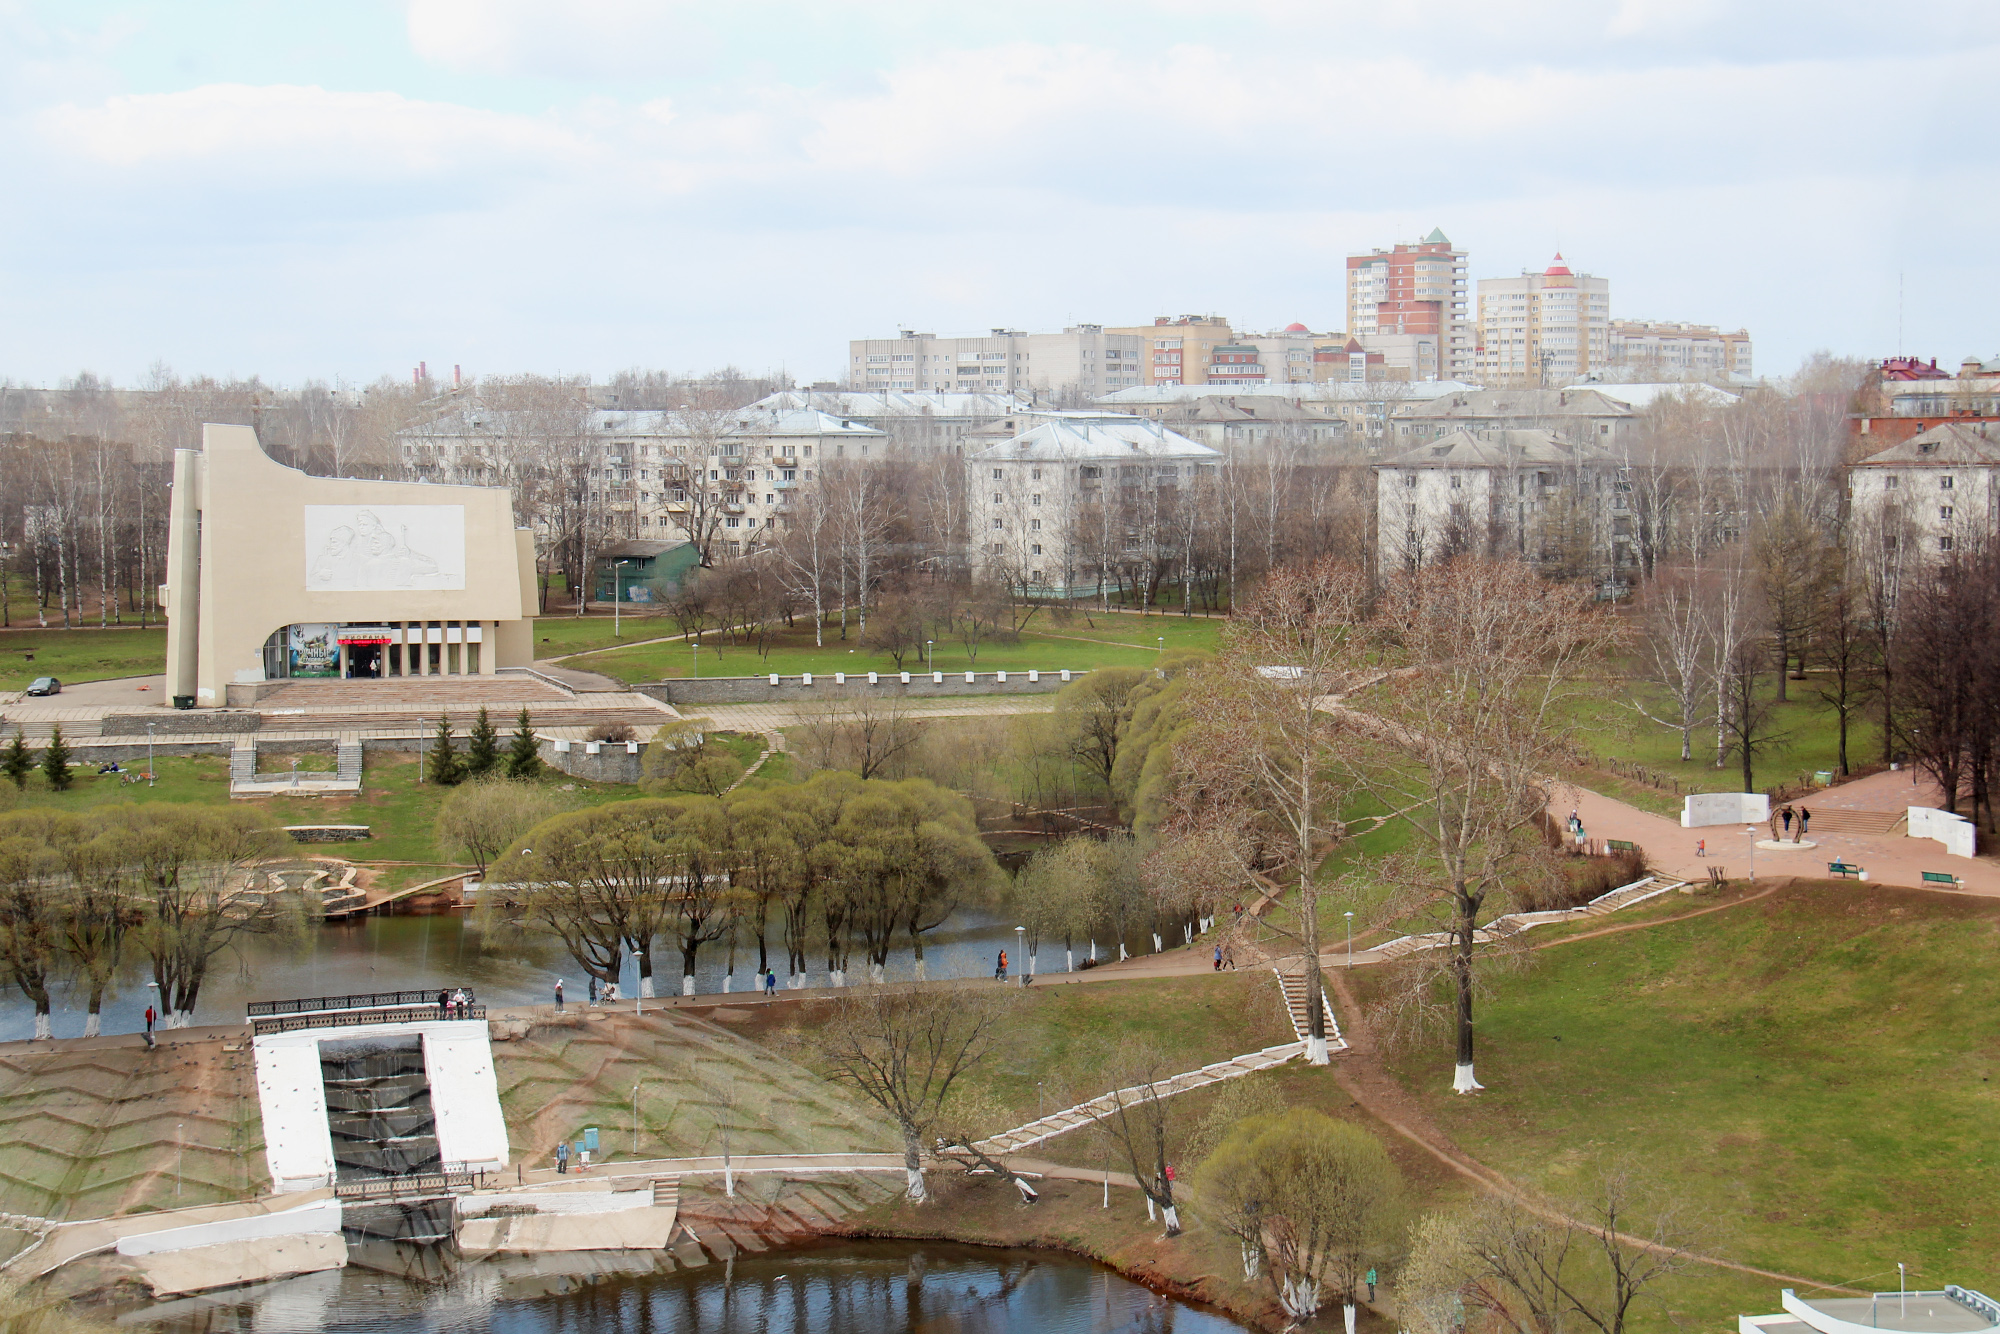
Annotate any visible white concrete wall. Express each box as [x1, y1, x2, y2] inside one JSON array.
[[117, 1199, 342, 1256], [459, 1187, 651, 1218], [422, 1023, 511, 1169], [1909, 806, 1977, 858], [252, 1034, 336, 1191], [1682, 792, 1770, 828]]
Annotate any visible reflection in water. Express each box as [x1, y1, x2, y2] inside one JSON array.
[[146, 1241, 1245, 1333], [0, 907, 1067, 1042]]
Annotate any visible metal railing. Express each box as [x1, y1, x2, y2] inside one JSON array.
[[250, 1004, 486, 1036], [248, 989, 477, 1017], [334, 1167, 488, 1201]]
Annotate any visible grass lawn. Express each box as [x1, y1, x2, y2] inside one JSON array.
[[560, 614, 1223, 684], [1568, 669, 1884, 799], [528, 613, 684, 658], [0, 625, 167, 691], [1354, 879, 2000, 1324]]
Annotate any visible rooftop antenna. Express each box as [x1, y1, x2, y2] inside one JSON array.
[[1897, 271, 1905, 357]]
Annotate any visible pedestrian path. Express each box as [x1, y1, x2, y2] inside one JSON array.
[[1364, 876, 1683, 963]]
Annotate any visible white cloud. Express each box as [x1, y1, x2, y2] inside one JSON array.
[[404, 0, 714, 78], [34, 83, 586, 178]]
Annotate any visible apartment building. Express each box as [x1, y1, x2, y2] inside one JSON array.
[[1847, 423, 2000, 557], [968, 417, 1220, 595], [1606, 320, 1753, 380], [1390, 387, 1636, 450], [1346, 230, 1474, 379], [1374, 429, 1630, 577], [1098, 380, 1475, 452], [1475, 256, 1612, 383], [1103, 316, 1237, 386], [748, 390, 1027, 454], [399, 404, 884, 557], [848, 327, 1146, 399]]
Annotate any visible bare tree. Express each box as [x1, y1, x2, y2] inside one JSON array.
[[818, 985, 1013, 1203]]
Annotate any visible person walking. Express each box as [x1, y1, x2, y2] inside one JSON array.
[[437, 989, 450, 1019], [1797, 806, 1811, 840], [555, 1140, 570, 1175], [1213, 943, 1223, 971], [554, 979, 565, 1013], [764, 969, 777, 996], [1366, 1268, 1378, 1302], [995, 950, 1008, 982], [144, 1004, 157, 1050], [1780, 805, 1794, 837], [1696, 838, 1706, 858]]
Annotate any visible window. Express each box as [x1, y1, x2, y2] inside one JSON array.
[[993, 493, 1003, 503], [1940, 506, 1954, 521], [992, 468, 1003, 480], [1031, 468, 1041, 480], [1449, 474, 1462, 489], [1030, 518, 1041, 531], [1404, 473, 1419, 487], [992, 518, 1003, 529], [1080, 466, 1102, 479], [1941, 475, 1955, 489], [1940, 535, 1955, 551], [1884, 475, 1899, 490], [992, 542, 1004, 554], [1031, 543, 1043, 555], [1031, 494, 1042, 506]]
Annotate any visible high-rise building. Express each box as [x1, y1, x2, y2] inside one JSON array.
[[1475, 255, 1612, 384], [847, 327, 1146, 399], [1345, 229, 1472, 379]]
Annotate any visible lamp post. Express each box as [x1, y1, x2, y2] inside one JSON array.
[[1015, 925, 1027, 986], [1345, 910, 1355, 967], [613, 559, 631, 638], [1746, 824, 1756, 884], [1157, 636, 1164, 654], [417, 717, 426, 785], [146, 721, 156, 787], [926, 640, 934, 670]]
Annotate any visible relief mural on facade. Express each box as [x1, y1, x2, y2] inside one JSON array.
[[304, 505, 466, 591]]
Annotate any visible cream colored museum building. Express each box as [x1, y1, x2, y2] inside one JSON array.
[[163, 424, 539, 706]]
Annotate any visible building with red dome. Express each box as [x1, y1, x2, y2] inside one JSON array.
[[1474, 253, 1612, 383]]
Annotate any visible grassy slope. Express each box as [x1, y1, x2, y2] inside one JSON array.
[[0, 627, 168, 692], [560, 613, 1223, 684], [1355, 880, 2000, 1323]]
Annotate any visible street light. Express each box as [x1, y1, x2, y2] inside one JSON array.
[[926, 640, 934, 670], [1746, 824, 1756, 885], [1015, 925, 1027, 986], [613, 559, 632, 638], [146, 721, 156, 787], [1345, 910, 1355, 967], [417, 716, 426, 785]]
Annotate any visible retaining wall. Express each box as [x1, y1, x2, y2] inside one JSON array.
[[100, 711, 262, 736], [1680, 792, 1770, 828], [538, 737, 646, 785], [641, 668, 1085, 707]]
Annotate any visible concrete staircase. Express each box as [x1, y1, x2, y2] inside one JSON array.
[[1793, 807, 1904, 837], [336, 742, 363, 783], [1273, 965, 1349, 1052], [1370, 876, 1687, 961], [229, 741, 256, 784], [320, 1038, 442, 1182], [973, 1041, 1305, 1156]]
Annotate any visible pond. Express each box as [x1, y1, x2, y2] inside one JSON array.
[[0, 905, 1160, 1042], [144, 1239, 1248, 1333]]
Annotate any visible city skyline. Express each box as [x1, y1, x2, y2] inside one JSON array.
[[0, 1, 1993, 386]]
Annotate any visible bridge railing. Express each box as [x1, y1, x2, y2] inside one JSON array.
[[333, 1166, 489, 1201], [247, 989, 477, 1018], [250, 1004, 487, 1036]]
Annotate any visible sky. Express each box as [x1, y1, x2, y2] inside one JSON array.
[[1, 0, 1995, 388]]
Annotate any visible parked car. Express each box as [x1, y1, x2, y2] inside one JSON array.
[[25, 677, 60, 696]]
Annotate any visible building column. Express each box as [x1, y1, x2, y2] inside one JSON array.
[[338, 639, 350, 679], [480, 622, 496, 675], [416, 625, 429, 677]]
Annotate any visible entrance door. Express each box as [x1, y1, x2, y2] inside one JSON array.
[[347, 644, 383, 678]]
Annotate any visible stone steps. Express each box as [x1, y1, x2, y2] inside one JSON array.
[[1274, 967, 1348, 1051]]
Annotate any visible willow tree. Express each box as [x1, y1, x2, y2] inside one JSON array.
[[493, 802, 682, 997], [0, 811, 64, 1039]]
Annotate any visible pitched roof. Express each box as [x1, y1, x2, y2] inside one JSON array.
[[1395, 388, 1634, 419], [1375, 429, 1592, 468], [750, 390, 1029, 418], [1852, 423, 2000, 467], [968, 417, 1221, 463]]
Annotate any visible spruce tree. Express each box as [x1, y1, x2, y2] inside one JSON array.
[[428, 714, 465, 786], [41, 723, 73, 792], [506, 707, 542, 779], [466, 706, 500, 778], [2, 729, 32, 788]]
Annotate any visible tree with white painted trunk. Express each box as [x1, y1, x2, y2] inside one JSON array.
[[1078, 1045, 1189, 1235], [0, 815, 62, 1040], [1344, 560, 1617, 1094], [819, 985, 1014, 1204], [1190, 1109, 1402, 1323], [1166, 560, 1376, 1065]]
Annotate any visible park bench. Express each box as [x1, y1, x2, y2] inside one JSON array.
[[1827, 862, 1865, 880], [1606, 839, 1638, 854], [1922, 871, 1963, 890]]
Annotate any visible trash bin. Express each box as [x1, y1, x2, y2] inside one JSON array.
[[172, 695, 195, 710]]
